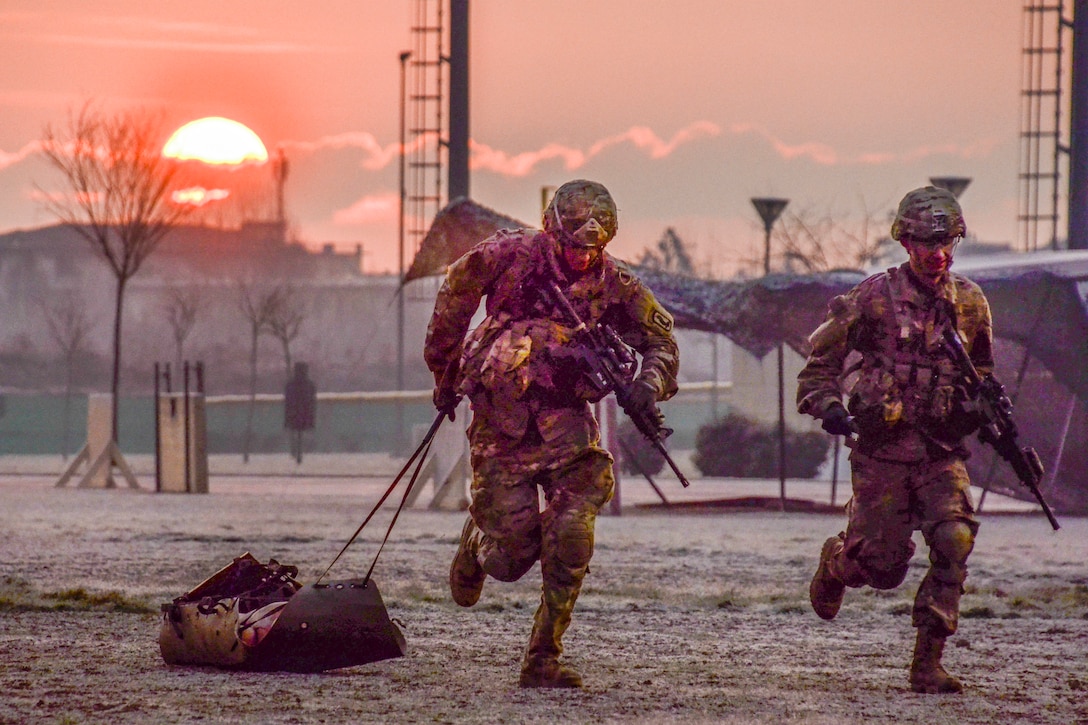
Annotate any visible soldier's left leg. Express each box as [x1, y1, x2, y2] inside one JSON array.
[[450, 455, 542, 607], [910, 457, 978, 694], [520, 448, 614, 688]]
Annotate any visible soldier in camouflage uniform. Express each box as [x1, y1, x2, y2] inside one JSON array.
[[424, 179, 679, 688], [797, 186, 993, 694]]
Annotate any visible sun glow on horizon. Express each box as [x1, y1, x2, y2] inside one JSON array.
[[172, 187, 231, 206], [163, 117, 269, 165]]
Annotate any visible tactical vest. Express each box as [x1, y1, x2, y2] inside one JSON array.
[[845, 268, 969, 442]]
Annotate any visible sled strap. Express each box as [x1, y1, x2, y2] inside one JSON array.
[[315, 411, 446, 584], [362, 427, 436, 586]]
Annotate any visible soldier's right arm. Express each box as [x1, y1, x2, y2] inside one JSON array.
[[796, 290, 861, 418], [423, 236, 506, 380]]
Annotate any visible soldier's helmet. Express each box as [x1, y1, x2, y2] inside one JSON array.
[[890, 186, 967, 242], [542, 179, 618, 249]]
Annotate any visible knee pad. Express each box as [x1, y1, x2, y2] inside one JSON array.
[[555, 526, 594, 572], [930, 521, 974, 563], [928, 521, 975, 583]]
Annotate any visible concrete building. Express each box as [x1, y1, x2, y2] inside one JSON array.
[[0, 222, 440, 393]]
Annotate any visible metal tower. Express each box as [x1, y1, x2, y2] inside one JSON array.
[[406, 0, 447, 256], [1019, 0, 1074, 250]]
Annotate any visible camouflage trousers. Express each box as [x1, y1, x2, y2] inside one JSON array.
[[466, 444, 614, 668], [826, 450, 979, 636]]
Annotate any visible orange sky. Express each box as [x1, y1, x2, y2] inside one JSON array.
[[0, 2, 1057, 275]]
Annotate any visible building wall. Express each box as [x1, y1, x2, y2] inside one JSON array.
[[1, 222, 819, 435]]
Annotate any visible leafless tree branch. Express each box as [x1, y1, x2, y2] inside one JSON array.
[[38, 102, 192, 442]]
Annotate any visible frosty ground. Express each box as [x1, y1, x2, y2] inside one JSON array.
[[0, 457, 1085, 724]]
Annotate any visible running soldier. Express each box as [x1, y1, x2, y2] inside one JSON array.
[[797, 186, 992, 694], [424, 179, 679, 688]]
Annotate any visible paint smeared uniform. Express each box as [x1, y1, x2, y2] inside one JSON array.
[[797, 186, 993, 694], [425, 180, 678, 688]]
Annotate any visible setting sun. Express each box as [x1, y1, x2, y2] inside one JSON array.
[[163, 117, 269, 165]]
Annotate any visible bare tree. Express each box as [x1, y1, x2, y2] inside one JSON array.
[[774, 201, 890, 274], [39, 291, 95, 459], [39, 103, 191, 442], [161, 283, 202, 375], [266, 284, 307, 379], [235, 280, 283, 462], [637, 227, 697, 276]]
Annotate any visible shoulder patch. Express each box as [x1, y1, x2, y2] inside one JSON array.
[[650, 308, 673, 333]]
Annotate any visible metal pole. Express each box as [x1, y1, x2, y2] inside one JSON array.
[[710, 334, 719, 420], [764, 222, 786, 511], [777, 340, 786, 510], [751, 197, 789, 511], [153, 362, 162, 493], [397, 50, 411, 452], [183, 361, 192, 493], [763, 224, 772, 276], [1069, 0, 1088, 248], [448, 0, 470, 200], [606, 398, 622, 516], [830, 438, 841, 507]]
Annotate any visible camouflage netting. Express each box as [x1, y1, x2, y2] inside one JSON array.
[[632, 268, 866, 358], [407, 198, 1088, 513], [404, 197, 525, 283]]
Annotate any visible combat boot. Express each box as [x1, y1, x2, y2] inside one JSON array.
[[449, 517, 485, 607], [810, 536, 846, 620], [519, 658, 583, 689], [909, 628, 963, 694], [521, 585, 583, 688]]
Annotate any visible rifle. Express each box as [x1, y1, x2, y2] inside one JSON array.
[[942, 327, 1060, 530], [540, 277, 691, 488]]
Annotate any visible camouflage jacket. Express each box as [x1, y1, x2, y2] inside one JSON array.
[[424, 228, 679, 443], [797, 262, 993, 459]]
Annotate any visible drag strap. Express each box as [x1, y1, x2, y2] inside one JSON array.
[[315, 411, 445, 584]]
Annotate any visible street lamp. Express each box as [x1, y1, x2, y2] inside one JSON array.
[[929, 176, 972, 200], [751, 197, 790, 511], [752, 198, 789, 275]]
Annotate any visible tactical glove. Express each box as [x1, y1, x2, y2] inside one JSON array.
[[434, 386, 462, 422], [821, 402, 857, 437], [625, 379, 660, 422], [433, 360, 463, 421]]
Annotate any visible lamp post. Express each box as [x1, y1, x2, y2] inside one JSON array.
[[929, 176, 972, 199], [751, 197, 790, 511], [396, 50, 411, 451]]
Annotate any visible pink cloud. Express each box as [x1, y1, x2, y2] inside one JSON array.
[[728, 122, 998, 166], [587, 121, 722, 159], [285, 119, 996, 182], [469, 141, 586, 176], [24, 188, 68, 204], [332, 192, 398, 225], [283, 131, 436, 171], [468, 121, 723, 178], [0, 140, 43, 171]]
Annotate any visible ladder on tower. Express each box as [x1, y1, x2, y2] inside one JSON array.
[[1019, 0, 1074, 250], [407, 0, 447, 263]]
